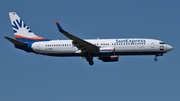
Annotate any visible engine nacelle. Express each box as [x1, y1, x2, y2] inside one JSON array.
[[99, 55, 119, 62], [99, 47, 115, 56]]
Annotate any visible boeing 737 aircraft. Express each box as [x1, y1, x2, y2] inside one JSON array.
[[5, 12, 173, 65]]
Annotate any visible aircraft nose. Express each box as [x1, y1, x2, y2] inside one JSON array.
[[167, 45, 173, 51]]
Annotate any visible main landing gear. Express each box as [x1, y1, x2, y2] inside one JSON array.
[[88, 60, 94, 65], [85, 55, 94, 65]]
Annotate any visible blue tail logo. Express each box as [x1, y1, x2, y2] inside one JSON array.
[[12, 19, 32, 33]]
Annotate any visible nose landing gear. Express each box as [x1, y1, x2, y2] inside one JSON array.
[[154, 57, 158, 61], [154, 54, 163, 62]]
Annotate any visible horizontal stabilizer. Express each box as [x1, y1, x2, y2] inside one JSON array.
[[4, 36, 27, 46]]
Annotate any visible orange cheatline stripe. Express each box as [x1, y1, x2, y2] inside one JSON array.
[[15, 35, 45, 40]]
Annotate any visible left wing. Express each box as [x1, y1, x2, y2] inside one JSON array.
[[55, 20, 99, 54]]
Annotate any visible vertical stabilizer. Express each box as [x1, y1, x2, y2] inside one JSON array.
[[9, 12, 46, 41]]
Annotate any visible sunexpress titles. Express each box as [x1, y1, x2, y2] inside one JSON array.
[[116, 39, 146, 43]]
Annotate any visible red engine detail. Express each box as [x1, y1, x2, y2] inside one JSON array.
[[99, 55, 119, 62]]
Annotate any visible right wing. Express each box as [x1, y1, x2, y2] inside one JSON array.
[[55, 21, 99, 54]]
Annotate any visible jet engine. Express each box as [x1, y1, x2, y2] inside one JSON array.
[[99, 55, 119, 62]]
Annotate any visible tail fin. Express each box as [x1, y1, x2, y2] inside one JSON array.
[[9, 12, 46, 41]]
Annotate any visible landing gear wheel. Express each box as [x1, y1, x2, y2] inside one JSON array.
[[89, 61, 94, 65], [154, 58, 158, 61], [85, 55, 94, 65]]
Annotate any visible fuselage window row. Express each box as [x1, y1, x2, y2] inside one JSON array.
[[46, 44, 73, 47], [45, 42, 145, 47]]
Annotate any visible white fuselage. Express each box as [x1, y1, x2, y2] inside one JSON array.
[[31, 38, 172, 57]]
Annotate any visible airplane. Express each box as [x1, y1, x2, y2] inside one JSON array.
[[4, 12, 173, 65]]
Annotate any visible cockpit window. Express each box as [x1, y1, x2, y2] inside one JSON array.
[[159, 42, 166, 44]]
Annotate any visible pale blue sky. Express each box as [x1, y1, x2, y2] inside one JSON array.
[[0, 0, 179, 101]]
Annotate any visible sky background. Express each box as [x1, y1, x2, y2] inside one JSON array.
[[0, 0, 179, 101]]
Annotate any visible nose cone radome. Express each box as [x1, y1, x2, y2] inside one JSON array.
[[167, 45, 173, 52]]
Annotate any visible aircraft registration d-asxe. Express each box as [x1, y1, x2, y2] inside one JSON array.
[[5, 12, 173, 65]]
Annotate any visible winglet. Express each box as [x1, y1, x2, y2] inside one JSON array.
[[55, 20, 66, 33]]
